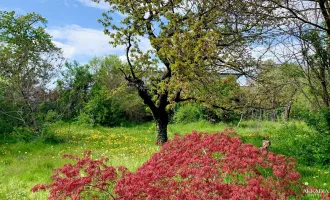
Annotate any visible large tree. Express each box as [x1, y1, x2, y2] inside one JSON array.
[[0, 11, 62, 133], [94, 0, 263, 143]]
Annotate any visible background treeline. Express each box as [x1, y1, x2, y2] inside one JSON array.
[[1, 9, 330, 140], [1, 54, 329, 135], [0, 53, 236, 133]]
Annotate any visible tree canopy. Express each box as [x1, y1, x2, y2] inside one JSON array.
[[0, 11, 62, 133], [94, 0, 266, 143]]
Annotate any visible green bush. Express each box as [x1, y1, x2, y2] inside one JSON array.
[[8, 127, 36, 143], [173, 103, 205, 123], [292, 105, 330, 134], [40, 129, 65, 144], [2, 126, 65, 144], [268, 122, 330, 166], [173, 103, 239, 124], [74, 111, 95, 126], [0, 117, 14, 135]]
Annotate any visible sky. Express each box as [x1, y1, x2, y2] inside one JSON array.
[[0, 0, 151, 64]]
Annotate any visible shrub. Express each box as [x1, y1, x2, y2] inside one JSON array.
[[115, 129, 305, 199], [74, 111, 95, 126], [9, 127, 36, 143], [33, 130, 305, 199], [31, 151, 127, 200], [173, 103, 239, 124], [292, 106, 330, 134], [173, 103, 205, 123]]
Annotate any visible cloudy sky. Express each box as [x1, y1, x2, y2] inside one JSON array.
[[0, 0, 150, 64]]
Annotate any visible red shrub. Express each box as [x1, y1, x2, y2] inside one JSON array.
[[32, 129, 305, 199], [31, 150, 127, 200], [115, 128, 305, 199]]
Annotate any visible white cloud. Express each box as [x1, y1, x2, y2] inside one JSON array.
[[52, 41, 76, 59], [47, 25, 122, 59], [77, 0, 111, 10], [47, 25, 151, 62]]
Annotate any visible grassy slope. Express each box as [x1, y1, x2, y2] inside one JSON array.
[[0, 121, 329, 199]]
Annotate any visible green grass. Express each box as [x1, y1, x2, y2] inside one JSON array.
[[0, 120, 329, 199]]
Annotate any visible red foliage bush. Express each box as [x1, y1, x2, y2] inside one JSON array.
[[32, 129, 305, 199], [115, 128, 305, 199], [31, 150, 127, 200]]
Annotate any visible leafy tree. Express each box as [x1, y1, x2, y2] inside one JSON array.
[[94, 0, 259, 143], [241, 61, 302, 121], [57, 56, 152, 126], [0, 11, 62, 133], [56, 61, 93, 120], [251, 0, 330, 128], [85, 55, 152, 126]]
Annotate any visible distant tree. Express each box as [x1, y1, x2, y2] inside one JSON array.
[[241, 61, 302, 121], [86, 55, 152, 125], [251, 0, 330, 127], [56, 61, 93, 120], [0, 11, 62, 133], [94, 0, 261, 144]]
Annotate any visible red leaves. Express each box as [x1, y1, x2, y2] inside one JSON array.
[[32, 130, 305, 199], [115, 130, 305, 199], [31, 150, 127, 200]]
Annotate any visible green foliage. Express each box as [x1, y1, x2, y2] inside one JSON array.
[[94, 0, 251, 143], [44, 111, 60, 123], [173, 103, 239, 124], [292, 105, 330, 134], [41, 129, 66, 145], [55, 55, 153, 127], [268, 122, 330, 166], [1, 126, 65, 145], [74, 112, 95, 126], [0, 118, 13, 135], [82, 86, 152, 126], [0, 11, 62, 132], [8, 127, 36, 143], [56, 61, 93, 120], [173, 103, 205, 123]]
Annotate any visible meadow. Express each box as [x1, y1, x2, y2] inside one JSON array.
[[0, 120, 329, 200]]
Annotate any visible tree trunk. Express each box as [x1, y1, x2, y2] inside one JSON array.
[[31, 112, 39, 133], [284, 102, 293, 121], [155, 111, 169, 145], [321, 80, 330, 107]]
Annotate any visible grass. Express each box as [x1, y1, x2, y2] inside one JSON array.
[[0, 120, 329, 199]]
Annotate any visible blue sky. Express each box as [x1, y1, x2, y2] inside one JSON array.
[[0, 0, 151, 64]]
